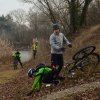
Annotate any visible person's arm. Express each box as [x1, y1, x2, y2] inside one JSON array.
[[63, 35, 72, 47], [50, 35, 61, 50]]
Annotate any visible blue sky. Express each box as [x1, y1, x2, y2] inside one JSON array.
[[0, 0, 32, 16]]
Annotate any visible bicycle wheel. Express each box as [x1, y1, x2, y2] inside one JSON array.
[[64, 53, 99, 77], [73, 46, 96, 60], [81, 53, 100, 74], [81, 53, 99, 67]]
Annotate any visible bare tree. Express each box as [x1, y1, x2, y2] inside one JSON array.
[[87, 0, 100, 25], [80, 0, 93, 26], [21, 0, 94, 33], [27, 8, 52, 38], [9, 9, 28, 42], [10, 9, 27, 25], [21, 0, 71, 33]]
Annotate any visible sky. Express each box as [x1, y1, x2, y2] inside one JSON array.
[[0, 0, 32, 16]]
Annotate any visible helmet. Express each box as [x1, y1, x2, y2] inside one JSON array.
[[28, 68, 36, 77], [53, 23, 60, 30], [36, 63, 46, 71]]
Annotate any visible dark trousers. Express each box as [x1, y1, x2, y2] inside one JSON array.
[[42, 70, 57, 84], [17, 57, 23, 67], [51, 54, 64, 75], [13, 57, 23, 69], [33, 50, 37, 59]]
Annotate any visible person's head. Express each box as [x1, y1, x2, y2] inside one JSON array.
[[28, 68, 36, 78], [53, 24, 60, 34], [28, 63, 46, 78], [35, 40, 38, 44]]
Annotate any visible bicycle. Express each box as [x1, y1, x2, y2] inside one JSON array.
[[63, 46, 100, 78]]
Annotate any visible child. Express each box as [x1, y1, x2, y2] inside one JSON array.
[[27, 63, 60, 96]]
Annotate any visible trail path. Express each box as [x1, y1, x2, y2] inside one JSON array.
[[41, 81, 100, 100]]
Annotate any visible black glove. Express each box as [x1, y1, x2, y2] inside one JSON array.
[[60, 47, 65, 51], [27, 90, 33, 96], [68, 44, 72, 48]]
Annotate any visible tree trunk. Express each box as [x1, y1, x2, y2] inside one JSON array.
[[45, 0, 57, 23], [69, 0, 77, 33], [80, 0, 92, 26]]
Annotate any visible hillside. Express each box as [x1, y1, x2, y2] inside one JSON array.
[[0, 25, 100, 100]]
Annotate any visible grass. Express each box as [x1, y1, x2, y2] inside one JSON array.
[[0, 38, 13, 64], [0, 25, 100, 100], [0, 70, 19, 85], [0, 38, 15, 85]]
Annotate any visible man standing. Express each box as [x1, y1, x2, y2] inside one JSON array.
[[49, 23, 72, 79], [13, 50, 23, 69], [32, 39, 38, 59]]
